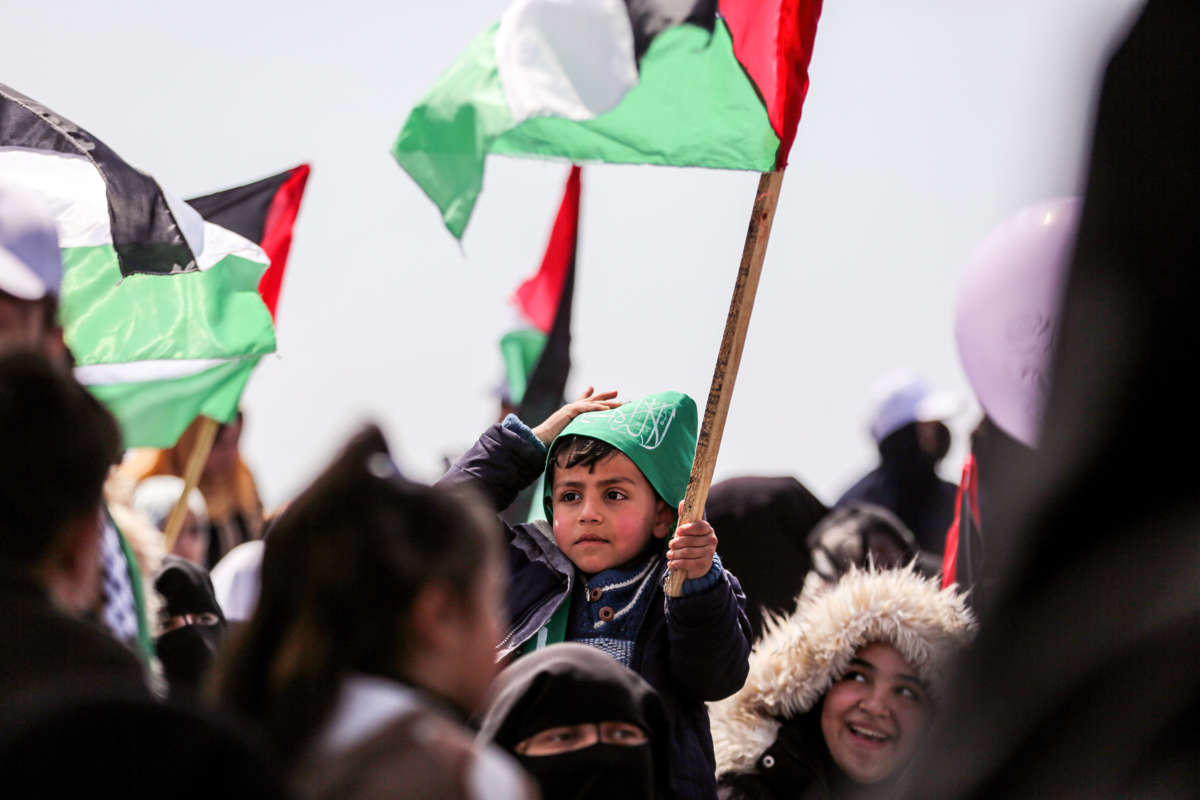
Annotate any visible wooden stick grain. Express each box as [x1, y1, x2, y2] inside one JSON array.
[[665, 169, 785, 597], [163, 415, 219, 552]]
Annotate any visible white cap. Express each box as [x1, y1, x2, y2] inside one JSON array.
[[0, 185, 62, 301], [210, 539, 264, 622], [868, 368, 960, 443]]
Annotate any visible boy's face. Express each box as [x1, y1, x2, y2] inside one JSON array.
[[550, 451, 673, 574]]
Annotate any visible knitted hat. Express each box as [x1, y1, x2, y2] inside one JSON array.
[[543, 391, 698, 527], [709, 566, 976, 776]]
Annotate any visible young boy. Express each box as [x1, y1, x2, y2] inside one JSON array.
[[442, 388, 751, 799]]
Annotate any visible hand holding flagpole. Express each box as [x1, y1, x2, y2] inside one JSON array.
[[665, 168, 785, 597]]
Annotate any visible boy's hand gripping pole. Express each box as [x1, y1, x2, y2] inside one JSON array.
[[665, 169, 785, 598]]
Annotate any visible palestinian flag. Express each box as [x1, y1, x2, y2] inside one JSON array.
[[186, 164, 311, 320], [504, 164, 579, 426], [500, 164, 580, 524], [0, 83, 276, 448], [393, 0, 823, 237]]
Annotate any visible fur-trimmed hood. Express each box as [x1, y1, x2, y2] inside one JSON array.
[[708, 566, 976, 778]]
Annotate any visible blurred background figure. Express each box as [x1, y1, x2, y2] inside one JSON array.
[[124, 412, 264, 568], [479, 643, 671, 800], [132, 475, 210, 566], [705, 476, 829, 638], [0, 185, 66, 362], [802, 502, 934, 597], [836, 370, 960, 555], [903, 1, 1200, 795], [153, 555, 226, 699], [213, 426, 533, 800]]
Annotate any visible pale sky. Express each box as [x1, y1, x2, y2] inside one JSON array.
[[1, 0, 1144, 509]]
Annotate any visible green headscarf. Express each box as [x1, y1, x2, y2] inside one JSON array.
[[542, 391, 698, 530]]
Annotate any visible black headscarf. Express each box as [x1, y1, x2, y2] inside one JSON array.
[[705, 476, 829, 637], [154, 555, 227, 697], [479, 643, 669, 799]]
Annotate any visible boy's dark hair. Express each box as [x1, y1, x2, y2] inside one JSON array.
[[0, 351, 121, 565], [548, 434, 618, 475], [213, 425, 502, 765]]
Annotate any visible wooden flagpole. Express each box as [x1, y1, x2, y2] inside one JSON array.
[[162, 415, 220, 552], [665, 168, 785, 597]]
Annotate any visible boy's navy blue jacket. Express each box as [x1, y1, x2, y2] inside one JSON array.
[[441, 421, 752, 799]]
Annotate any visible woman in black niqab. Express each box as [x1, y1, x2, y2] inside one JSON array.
[[479, 643, 670, 800]]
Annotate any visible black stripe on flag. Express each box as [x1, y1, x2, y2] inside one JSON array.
[[0, 83, 197, 277], [624, 0, 717, 60], [186, 167, 295, 245]]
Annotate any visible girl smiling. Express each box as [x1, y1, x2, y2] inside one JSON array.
[[709, 567, 975, 799]]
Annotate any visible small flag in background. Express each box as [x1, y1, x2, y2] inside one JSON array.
[[187, 164, 311, 321], [393, 0, 823, 238], [0, 83, 276, 448], [499, 165, 580, 524], [506, 164, 579, 428]]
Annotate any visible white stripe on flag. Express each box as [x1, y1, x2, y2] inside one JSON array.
[[0, 147, 111, 247], [75, 357, 233, 386], [495, 0, 639, 125]]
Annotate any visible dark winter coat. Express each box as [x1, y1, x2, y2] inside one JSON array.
[[836, 426, 957, 555], [441, 421, 752, 799]]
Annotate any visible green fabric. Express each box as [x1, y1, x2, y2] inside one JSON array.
[[59, 241, 275, 448], [520, 594, 570, 656], [108, 509, 154, 662], [393, 20, 778, 238], [61, 245, 275, 365], [499, 328, 547, 406], [542, 391, 698, 527], [87, 357, 260, 448]]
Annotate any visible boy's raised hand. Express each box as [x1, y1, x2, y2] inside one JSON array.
[[667, 504, 718, 580], [531, 387, 620, 446]]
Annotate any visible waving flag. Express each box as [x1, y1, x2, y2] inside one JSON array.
[[393, 0, 822, 237], [187, 164, 311, 320], [0, 83, 276, 448]]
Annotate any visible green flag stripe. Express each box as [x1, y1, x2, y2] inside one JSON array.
[[495, 23, 778, 169], [393, 20, 778, 238], [61, 244, 276, 366], [86, 357, 259, 448], [500, 328, 547, 406]]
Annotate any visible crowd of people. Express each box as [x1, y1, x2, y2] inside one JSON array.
[[1, 2, 1196, 797]]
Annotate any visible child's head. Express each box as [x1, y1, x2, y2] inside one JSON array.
[[543, 392, 697, 573], [214, 426, 505, 762]]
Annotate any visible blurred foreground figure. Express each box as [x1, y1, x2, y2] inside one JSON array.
[[0, 353, 145, 706], [0, 696, 287, 798], [837, 370, 959, 555], [903, 2, 1200, 796], [214, 426, 534, 800], [480, 643, 671, 799]]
